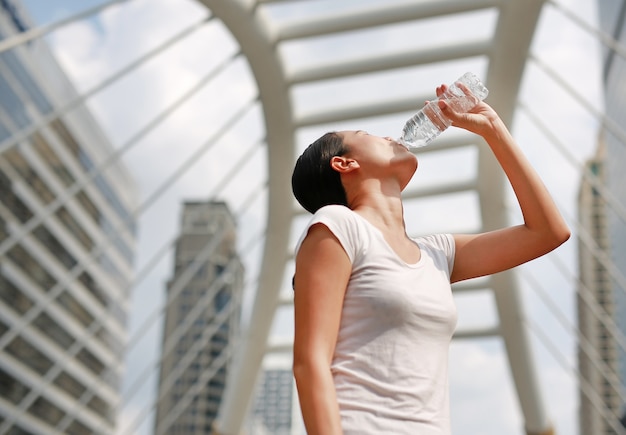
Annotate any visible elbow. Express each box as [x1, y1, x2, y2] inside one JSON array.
[[293, 359, 315, 392], [292, 352, 311, 383], [547, 223, 571, 251], [292, 353, 329, 385], [555, 221, 571, 246], [292, 358, 304, 381]]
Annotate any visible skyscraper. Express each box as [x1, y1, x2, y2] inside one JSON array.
[[597, 0, 626, 409], [155, 201, 244, 435], [577, 141, 623, 434], [577, 1, 626, 433], [249, 355, 299, 435], [0, 0, 138, 433]]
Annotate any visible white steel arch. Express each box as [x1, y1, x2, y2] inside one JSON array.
[[193, 1, 555, 434], [192, 1, 295, 433]]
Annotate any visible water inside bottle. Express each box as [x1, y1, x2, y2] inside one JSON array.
[[399, 103, 450, 149], [398, 72, 488, 149]]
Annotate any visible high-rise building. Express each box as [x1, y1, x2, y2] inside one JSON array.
[[248, 355, 298, 435], [0, 1, 138, 434], [577, 141, 622, 434], [155, 201, 244, 435], [597, 0, 626, 406], [578, 1, 626, 433]]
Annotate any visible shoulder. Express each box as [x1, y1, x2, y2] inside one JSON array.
[[306, 205, 361, 233], [415, 233, 455, 252], [415, 233, 456, 273], [295, 205, 364, 263], [312, 204, 355, 220]]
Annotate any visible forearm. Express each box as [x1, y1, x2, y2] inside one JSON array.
[[442, 96, 569, 281], [482, 116, 570, 244], [293, 362, 343, 435]]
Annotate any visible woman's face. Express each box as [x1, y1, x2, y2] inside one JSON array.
[[337, 130, 417, 187]]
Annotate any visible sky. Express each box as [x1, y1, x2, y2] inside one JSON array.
[[17, 0, 605, 434]]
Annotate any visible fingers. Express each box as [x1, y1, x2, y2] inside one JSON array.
[[456, 82, 471, 96], [437, 99, 456, 118], [437, 99, 467, 125]]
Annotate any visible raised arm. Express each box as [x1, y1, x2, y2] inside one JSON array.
[[293, 223, 350, 435], [434, 90, 570, 283]]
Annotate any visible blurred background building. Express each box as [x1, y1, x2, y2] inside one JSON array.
[[577, 142, 618, 434], [0, 0, 623, 434], [247, 354, 300, 435], [0, 0, 138, 433], [576, 1, 626, 434], [154, 201, 243, 435]]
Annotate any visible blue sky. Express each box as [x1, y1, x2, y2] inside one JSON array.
[[22, 0, 104, 23]]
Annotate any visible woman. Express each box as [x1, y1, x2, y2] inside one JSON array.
[[290, 83, 570, 435]]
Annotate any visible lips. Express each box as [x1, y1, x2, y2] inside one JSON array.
[[393, 139, 410, 150]]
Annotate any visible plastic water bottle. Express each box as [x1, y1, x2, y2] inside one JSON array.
[[398, 72, 489, 149]]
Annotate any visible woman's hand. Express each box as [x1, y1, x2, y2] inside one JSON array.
[[434, 83, 501, 138]]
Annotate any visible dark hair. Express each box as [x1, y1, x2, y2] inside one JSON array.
[[291, 132, 349, 214]]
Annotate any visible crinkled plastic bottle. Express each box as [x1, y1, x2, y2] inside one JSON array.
[[398, 72, 489, 149]]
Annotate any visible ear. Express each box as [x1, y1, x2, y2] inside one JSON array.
[[330, 155, 359, 174]]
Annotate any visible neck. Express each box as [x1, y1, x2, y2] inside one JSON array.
[[347, 179, 406, 232]]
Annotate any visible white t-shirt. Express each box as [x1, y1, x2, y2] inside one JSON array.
[[295, 205, 458, 435]]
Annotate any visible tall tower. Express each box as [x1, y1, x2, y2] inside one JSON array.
[[0, 1, 138, 433], [577, 141, 623, 434], [155, 201, 244, 435], [248, 355, 299, 435], [579, 0, 626, 433]]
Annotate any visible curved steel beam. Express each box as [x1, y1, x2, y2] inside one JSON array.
[[276, 0, 499, 41], [481, 1, 553, 434], [192, 0, 294, 433]]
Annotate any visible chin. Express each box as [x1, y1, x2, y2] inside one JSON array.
[[400, 162, 417, 190]]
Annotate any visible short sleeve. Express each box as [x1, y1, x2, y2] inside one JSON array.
[[415, 233, 456, 276], [294, 205, 361, 263]]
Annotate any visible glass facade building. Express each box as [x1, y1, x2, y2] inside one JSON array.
[[577, 143, 622, 434], [600, 0, 626, 427], [578, 1, 626, 433], [0, 0, 138, 433], [598, 0, 626, 399], [249, 357, 297, 435], [155, 201, 244, 435]]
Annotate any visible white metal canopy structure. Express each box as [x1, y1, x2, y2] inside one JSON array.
[[195, 1, 551, 434]]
